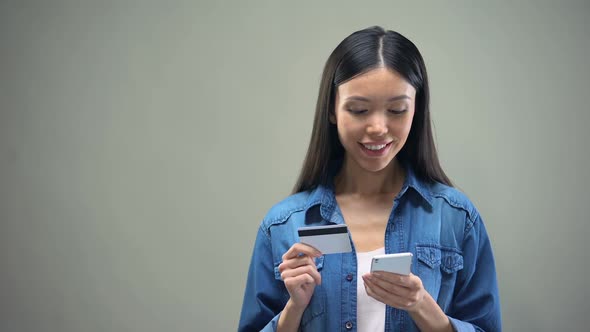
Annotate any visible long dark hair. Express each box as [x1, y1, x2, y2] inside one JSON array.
[[293, 26, 452, 193]]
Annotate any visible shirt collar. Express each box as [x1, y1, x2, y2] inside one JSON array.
[[304, 160, 434, 223], [400, 163, 434, 207], [304, 175, 339, 224]]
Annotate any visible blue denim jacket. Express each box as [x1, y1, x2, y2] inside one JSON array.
[[239, 166, 501, 332]]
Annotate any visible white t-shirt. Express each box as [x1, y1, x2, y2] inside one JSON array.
[[356, 247, 386, 332]]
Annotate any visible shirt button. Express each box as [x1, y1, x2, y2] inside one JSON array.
[[345, 321, 353, 330], [346, 274, 353, 281]]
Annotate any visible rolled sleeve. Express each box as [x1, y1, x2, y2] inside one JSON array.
[[448, 315, 477, 332], [259, 312, 281, 332]]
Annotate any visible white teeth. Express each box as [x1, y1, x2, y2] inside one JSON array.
[[363, 144, 387, 150]]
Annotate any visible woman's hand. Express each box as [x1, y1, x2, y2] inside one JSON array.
[[362, 272, 453, 331], [278, 243, 323, 310], [362, 272, 426, 312]]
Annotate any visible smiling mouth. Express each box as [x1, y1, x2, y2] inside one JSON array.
[[359, 142, 392, 151]]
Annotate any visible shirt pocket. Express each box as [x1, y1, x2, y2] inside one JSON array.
[[273, 255, 326, 330], [415, 244, 464, 300]]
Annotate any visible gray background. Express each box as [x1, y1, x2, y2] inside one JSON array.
[[1, 0, 589, 331]]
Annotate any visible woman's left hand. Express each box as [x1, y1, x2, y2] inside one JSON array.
[[362, 272, 426, 313]]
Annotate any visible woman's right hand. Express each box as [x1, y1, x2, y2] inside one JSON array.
[[278, 243, 323, 310]]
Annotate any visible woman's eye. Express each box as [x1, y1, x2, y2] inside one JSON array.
[[388, 109, 407, 115], [348, 109, 367, 115]]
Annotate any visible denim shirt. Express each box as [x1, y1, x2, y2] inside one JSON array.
[[239, 166, 501, 332]]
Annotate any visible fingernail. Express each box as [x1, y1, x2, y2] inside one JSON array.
[[372, 272, 381, 278]]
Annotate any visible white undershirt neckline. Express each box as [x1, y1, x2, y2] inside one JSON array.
[[356, 247, 386, 332]]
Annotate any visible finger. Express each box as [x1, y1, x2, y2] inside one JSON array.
[[282, 243, 322, 260], [373, 272, 423, 293], [365, 274, 411, 298], [363, 275, 400, 298], [284, 243, 322, 259], [406, 273, 423, 290], [281, 265, 322, 285], [284, 273, 315, 289], [278, 255, 315, 273], [372, 271, 412, 288], [363, 279, 388, 304], [363, 277, 411, 309]]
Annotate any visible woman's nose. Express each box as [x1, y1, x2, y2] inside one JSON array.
[[366, 113, 388, 136]]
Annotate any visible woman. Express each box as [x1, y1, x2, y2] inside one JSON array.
[[239, 26, 501, 332]]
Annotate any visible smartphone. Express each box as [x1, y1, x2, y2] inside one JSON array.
[[370, 252, 413, 275]]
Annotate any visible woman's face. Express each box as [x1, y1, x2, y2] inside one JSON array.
[[331, 67, 416, 173]]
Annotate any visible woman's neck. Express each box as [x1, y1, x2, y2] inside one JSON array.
[[334, 158, 405, 196]]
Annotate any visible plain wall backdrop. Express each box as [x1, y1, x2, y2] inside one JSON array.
[[1, 1, 589, 331]]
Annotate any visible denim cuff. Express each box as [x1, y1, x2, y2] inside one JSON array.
[[260, 312, 281, 332], [448, 316, 476, 332]]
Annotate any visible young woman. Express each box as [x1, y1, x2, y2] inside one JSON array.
[[238, 26, 501, 332]]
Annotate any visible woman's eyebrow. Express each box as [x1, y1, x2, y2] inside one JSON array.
[[345, 95, 412, 102]]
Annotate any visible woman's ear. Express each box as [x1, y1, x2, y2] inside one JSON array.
[[329, 112, 336, 124]]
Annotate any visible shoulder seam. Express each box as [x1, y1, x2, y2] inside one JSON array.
[[430, 191, 480, 235], [258, 223, 271, 241], [464, 208, 481, 235], [261, 206, 306, 235], [431, 192, 476, 218]]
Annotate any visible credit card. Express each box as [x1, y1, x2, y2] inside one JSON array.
[[297, 224, 352, 255]]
